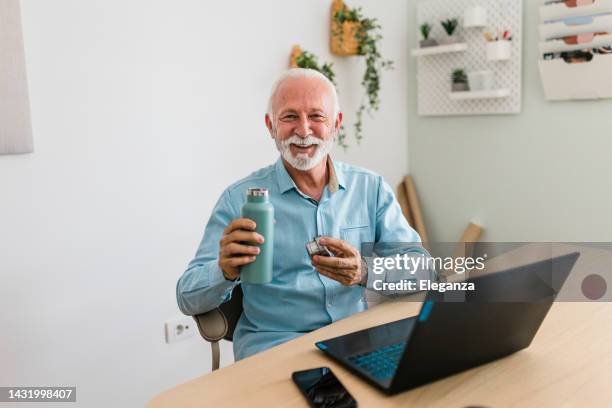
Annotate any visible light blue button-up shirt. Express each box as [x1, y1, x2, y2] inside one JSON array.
[[177, 157, 432, 360]]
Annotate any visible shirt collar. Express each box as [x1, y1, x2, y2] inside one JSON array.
[[275, 155, 346, 195], [326, 155, 346, 193], [275, 157, 296, 194]]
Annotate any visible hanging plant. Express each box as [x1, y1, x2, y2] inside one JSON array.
[[289, 45, 349, 148], [330, 1, 361, 56], [331, 1, 393, 145]]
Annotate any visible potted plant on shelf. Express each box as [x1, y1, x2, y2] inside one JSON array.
[[451, 69, 469, 92], [419, 23, 437, 48], [440, 18, 459, 45], [330, 0, 393, 146], [289, 45, 349, 148]]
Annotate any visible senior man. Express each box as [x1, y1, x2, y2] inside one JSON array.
[[177, 68, 434, 360]]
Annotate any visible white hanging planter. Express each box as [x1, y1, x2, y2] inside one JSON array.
[[487, 40, 511, 61]]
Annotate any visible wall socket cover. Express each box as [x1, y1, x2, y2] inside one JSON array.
[[164, 316, 196, 344]]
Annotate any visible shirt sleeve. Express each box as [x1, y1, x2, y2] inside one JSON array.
[[176, 189, 241, 316], [364, 177, 437, 294]]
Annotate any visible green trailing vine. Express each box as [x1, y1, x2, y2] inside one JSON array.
[[294, 50, 348, 148], [333, 6, 394, 145], [295, 51, 336, 85], [290, 4, 393, 149]]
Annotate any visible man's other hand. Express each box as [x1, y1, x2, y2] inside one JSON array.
[[311, 237, 367, 286], [219, 218, 264, 281]]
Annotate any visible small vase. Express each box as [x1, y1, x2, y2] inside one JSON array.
[[419, 38, 438, 48], [452, 82, 469, 92], [439, 35, 458, 45], [468, 71, 494, 91]]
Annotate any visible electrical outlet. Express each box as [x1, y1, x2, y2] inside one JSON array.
[[164, 316, 196, 344]]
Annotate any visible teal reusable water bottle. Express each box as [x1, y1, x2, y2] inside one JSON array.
[[240, 188, 274, 284]]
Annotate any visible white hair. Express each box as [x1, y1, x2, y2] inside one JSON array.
[[266, 68, 340, 123]]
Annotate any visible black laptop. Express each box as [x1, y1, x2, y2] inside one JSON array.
[[315, 252, 580, 395]]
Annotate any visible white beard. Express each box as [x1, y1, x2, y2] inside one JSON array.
[[274, 133, 334, 171]]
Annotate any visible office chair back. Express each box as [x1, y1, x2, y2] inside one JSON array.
[[193, 285, 243, 370]]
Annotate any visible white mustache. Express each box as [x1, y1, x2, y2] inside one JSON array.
[[274, 132, 334, 171], [281, 135, 322, 148]]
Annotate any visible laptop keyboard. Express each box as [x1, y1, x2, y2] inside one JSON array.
[[347, 341, 407, 380]]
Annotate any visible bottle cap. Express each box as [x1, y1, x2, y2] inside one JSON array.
[[247, 188, 269, 197]]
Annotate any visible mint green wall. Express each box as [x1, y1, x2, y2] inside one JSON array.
[[407, 0, 612, 242]]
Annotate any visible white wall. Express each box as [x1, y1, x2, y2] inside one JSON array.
[[0, 1, 409, 406], [406, 0, 612, 242]]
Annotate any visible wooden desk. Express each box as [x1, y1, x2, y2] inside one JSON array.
[[148, 298, 612, 407]]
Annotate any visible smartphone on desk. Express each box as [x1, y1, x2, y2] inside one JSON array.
[[292, 367, 357, 408]]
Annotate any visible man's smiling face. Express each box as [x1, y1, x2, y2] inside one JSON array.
[[267, 76, 341, 171]]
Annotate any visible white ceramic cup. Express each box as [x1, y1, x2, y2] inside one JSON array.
[[468, 70, 494, 91]]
